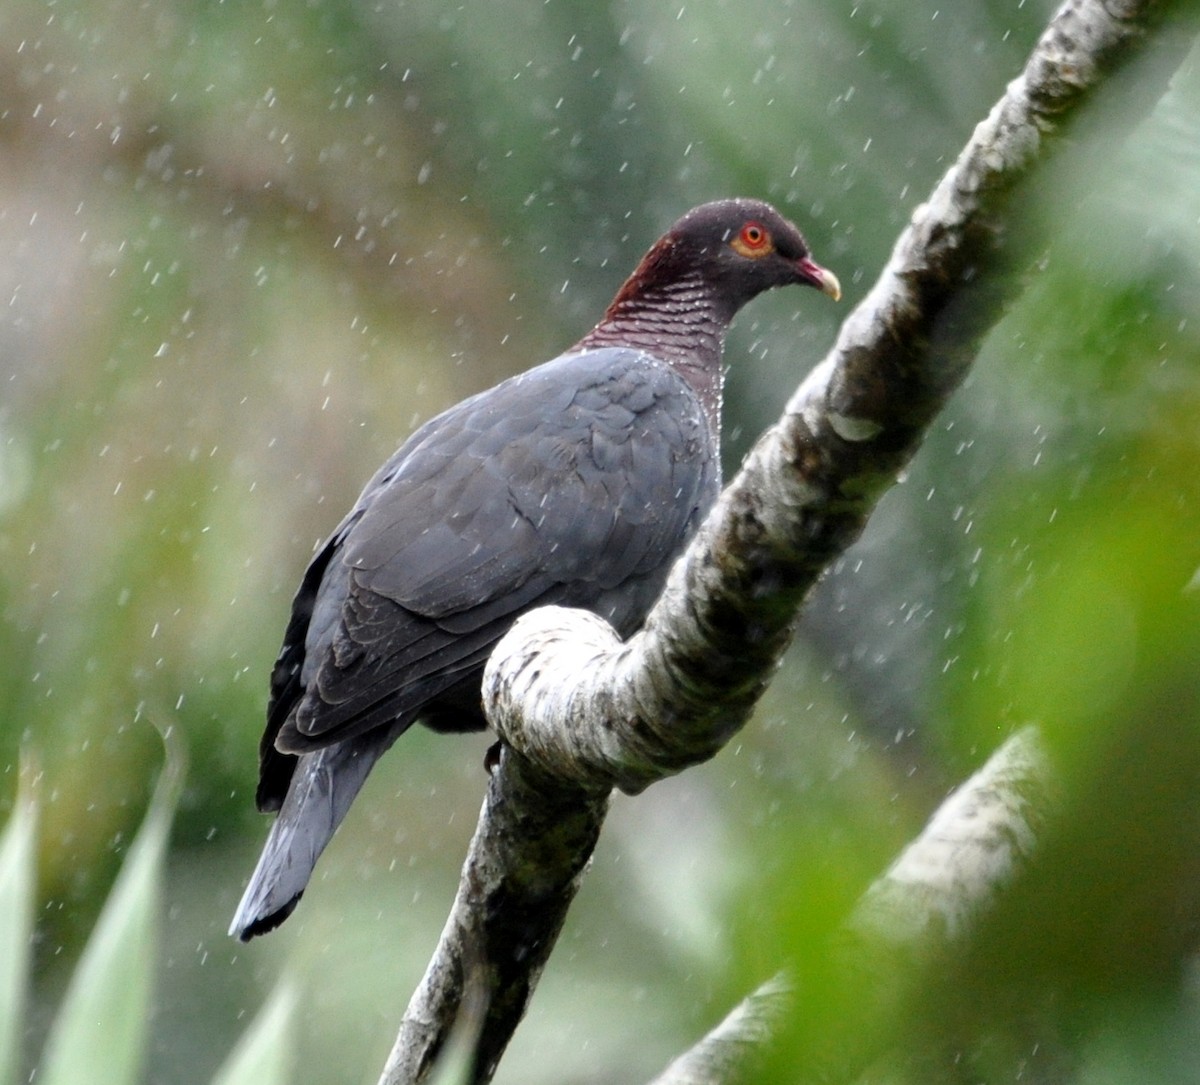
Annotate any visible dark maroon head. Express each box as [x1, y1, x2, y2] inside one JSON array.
[[612, 198, 841, 320], [577, 199, 839, 419]]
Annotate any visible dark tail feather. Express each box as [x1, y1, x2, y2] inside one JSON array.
[[229, 728, 397, 940]]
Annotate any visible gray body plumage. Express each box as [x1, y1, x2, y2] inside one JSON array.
[[230, 347, 718, 938], [230, 197, 839, 940]]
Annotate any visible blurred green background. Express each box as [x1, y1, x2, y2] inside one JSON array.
[[2, 0, 1199, 1081]]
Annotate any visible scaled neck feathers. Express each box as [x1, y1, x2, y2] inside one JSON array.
[[574, 248, 731, 436]]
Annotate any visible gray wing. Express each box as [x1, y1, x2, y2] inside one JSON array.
[[268, 347, 717, 756]]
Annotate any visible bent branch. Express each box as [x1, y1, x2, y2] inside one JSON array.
[[379, 3, 1199, 1081]]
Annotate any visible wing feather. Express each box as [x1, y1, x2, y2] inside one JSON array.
[[267, 347, 717, 757]]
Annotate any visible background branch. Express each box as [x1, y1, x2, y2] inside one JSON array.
[[647, 973, 793, 1085], [851, 726, 1056, 946], [380, 2, 1200, 1081], [651, 727, 1055, 1085]]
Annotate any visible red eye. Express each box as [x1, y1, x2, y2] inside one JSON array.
[[740, 222, 767, 249]]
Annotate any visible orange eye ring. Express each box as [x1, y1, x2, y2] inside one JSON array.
[[741, 223, 766, 247], [731, 221, 773, 258]]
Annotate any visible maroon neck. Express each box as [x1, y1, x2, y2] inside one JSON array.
[[573, 270, 731, 436]]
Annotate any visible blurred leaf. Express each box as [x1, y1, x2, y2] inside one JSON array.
[[210, 980, 296, 1085], [1076, 991, 1200, 1085], [424, 973, 486, 1085], [425, 1040, 473, 1085], [35, 737, 183, 1085], [0, 761, 37, 1085], [0, 1, 1196, 1082]]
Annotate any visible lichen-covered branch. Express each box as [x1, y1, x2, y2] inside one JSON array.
[[851, 726, 1057, 946], [376, 753, 608, 1084], [379, 3, 1199, 1082], [483, 0, 1196, 793], [646, 974, 793, 1085]]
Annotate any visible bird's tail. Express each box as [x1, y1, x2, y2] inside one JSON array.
[[229, 728, 395, 940]]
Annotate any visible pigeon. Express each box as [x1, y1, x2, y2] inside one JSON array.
[[230, 198, 840, 939]]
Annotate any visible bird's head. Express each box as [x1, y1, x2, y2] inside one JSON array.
[[637, 198, 841, 312]]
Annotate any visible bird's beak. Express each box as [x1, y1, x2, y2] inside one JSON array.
[[797, 256, 842, 302]]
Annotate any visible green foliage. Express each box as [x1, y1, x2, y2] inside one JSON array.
[[0, 749, 292, 1085], [0, 767, 36, 1085], [210, 982, 297, 1085], [1, 0, 1198, 1081], [36, 741, 182, 1085]]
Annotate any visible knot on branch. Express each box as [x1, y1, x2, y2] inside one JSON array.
[[483, 606, 629, 793], [483, 592, 763, 797]]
